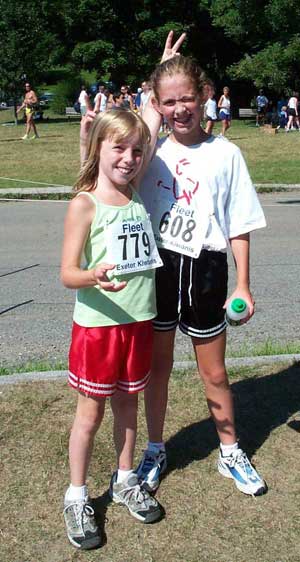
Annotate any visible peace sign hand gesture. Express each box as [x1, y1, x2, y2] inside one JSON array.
[[161, 30, 186, 63]]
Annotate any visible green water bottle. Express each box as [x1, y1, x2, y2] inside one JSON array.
[[226, 298, 249, 326]]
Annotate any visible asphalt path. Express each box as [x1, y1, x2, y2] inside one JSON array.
[[1, 191, 300, 369]]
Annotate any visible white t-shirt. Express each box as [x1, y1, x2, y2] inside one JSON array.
[[205, 98, 217, 120], [94, 92, 107, 112], [288, 97, 298, 111], [139, 135, 266, 254], [78, 90, 88, 107], [140, 91, 151, 113], [219, 96, 231, 115]]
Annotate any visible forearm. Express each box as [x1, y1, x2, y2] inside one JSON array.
[[230, 233, 250, 289], [61, 265, 97, 289]]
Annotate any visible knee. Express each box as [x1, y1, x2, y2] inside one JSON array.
[[75, 410, 102, 437], [200, 366, 228, 388]]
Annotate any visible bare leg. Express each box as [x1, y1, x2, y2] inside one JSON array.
[[110, 391, 138, 470], [205, 120, 214, 135], [69, 393, 106, 486], [192, 331, 237, 445], [144, 330, 176, 442]]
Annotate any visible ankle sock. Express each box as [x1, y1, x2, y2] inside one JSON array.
[[116, 469, 134, 483], [220, 442, 239, 457], [65, 484, 88, 502], [147, 441, 165, 453]]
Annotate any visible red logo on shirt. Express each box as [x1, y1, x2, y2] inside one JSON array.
[[157, 158, 199, 205]]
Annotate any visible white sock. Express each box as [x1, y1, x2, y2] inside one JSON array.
[[147, 441, 165, 453], [65, 483, 88, 502], [220, 442, 239, 457], [116, 469, 134, 483]]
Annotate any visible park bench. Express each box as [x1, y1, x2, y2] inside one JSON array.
[[238, 108, 257, 118], [65, 106, 80, 118]]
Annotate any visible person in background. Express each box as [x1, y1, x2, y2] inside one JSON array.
[[286, 91, 300, 132], [139, 81, 152, 116], [120, 85, 134, 110], [134, 87, 142, 110], [94, 84, 107, 113], [112, 91, 125, 108], [16, 82, 39, 140], [218, 86, 231, 136], [204, 84, 218, 135], [256, 89, 268, 127], [78, 85, 90, 117]]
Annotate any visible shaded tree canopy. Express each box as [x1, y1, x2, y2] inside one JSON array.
[[0, 0, 299, 99]]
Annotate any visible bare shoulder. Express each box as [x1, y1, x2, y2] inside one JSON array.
[[66, 192, 96, 223]]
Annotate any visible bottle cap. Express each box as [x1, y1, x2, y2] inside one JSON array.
[[231, 298, 247, 313]]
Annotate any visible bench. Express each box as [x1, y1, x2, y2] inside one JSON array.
[[238, 108, 257, 118], [65, 107, 80, 118]]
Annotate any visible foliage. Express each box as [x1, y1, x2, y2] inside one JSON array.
[[0, 1, 58, 102], [1, 0, 300, 98]]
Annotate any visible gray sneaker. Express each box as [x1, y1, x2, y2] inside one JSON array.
[[109, 472, 163, 523], [63, 497, 102, 550]]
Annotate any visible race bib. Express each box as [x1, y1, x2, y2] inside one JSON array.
[[105, 216, 162, 274], [151, 198, 210, 258]]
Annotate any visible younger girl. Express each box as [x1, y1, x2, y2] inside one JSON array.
[[61, 109, 163, 550], [136, 32, 267, 498], [218, 85, 231, 135]]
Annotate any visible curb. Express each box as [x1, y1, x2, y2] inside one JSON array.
[[1, 185, 300, 197], [1, 354, 299, 386]]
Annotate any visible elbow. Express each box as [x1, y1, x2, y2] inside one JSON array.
[[60, 269, 74, 289]]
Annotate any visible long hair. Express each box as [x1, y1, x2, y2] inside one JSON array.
[[74, 109, 151, 193], [150, 55, 210, 101]]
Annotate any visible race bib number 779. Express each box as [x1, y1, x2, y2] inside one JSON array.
[[105, 216, 162, 274]]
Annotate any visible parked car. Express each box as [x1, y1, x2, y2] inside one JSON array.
[[39, 92, 55, 107]]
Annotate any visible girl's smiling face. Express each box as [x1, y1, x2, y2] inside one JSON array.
[[155, 73, 205, 145], [98, 131, 144, 189]]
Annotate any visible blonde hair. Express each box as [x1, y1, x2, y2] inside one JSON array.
[[74, 109, 151, 193], [151, 55, 210, 101]]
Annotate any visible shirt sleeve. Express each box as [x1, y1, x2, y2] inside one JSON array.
[[224, 147, 266, 238]]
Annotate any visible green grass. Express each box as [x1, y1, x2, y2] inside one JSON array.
[[2, 361, 300, 561], [227, 338, 300, 358], [1, 339, 299, 377], [0, 117, 300, 189]]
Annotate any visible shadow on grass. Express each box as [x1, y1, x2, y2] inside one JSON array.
[[164, 362, 300, 476], [91, 489, 112, 547]]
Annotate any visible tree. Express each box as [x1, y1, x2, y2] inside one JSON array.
[[0, 1, 58, 113], [210, 0, 300, 93]]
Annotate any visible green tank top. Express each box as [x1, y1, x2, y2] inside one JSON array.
[[73, 189, 156, 327]]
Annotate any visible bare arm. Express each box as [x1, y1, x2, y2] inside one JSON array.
[[60, 195, 126, 291], [218, 95, 224, 109], [133, 30, 186, 187], [225, 233, 254, 320]]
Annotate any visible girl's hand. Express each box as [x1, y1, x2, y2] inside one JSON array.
[[223, 287, 255, 324], [94, 263, 127, 292], [161, 30, 186, 63]]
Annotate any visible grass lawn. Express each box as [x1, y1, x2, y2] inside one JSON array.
[[0, 113, 300, 189], [2, 361, 300, 562]]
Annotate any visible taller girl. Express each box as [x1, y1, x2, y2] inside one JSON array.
[[137, 32, 267, 497]]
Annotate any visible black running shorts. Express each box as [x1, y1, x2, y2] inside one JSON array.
[[153, 248, 228, 338]]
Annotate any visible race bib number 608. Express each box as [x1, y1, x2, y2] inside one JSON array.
[[151, 200, 210, 259]]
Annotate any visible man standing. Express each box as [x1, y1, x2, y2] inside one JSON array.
[[17, 83, 39, 140], [256, 89, 268, 126]]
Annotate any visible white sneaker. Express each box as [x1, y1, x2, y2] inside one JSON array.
[[218, 448, 267, 496]]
